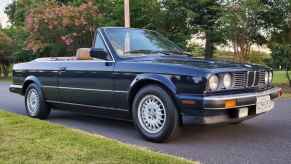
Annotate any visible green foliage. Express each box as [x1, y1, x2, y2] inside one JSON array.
[[218, 0, 275, 62], [25, 0, 105, 57], [273, 71, 291, 85], [2, 0, 291, 65], [212, 50, 269, 65], [271, 44, 291, 69], [213, 50, 235, 61], [158, 0, 192, 48], [182, 0, 224, 58], [271, 44, 291, 86], [186, 42, 204, 57], [5, 0, 45, 26], [267, 0, 291, 86], [0, 31, 14, 77], [2, 26, 34, 62], [247, 51, 269, 65]]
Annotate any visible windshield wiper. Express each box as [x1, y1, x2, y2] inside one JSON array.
[[124, 49, 192, 57], [156, 50, 192, 57]]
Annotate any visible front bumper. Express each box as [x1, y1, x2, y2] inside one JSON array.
[[9, 84, 23, 95], [178, 87, 282, 124]]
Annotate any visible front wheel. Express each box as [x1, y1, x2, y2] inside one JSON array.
[[25, 83, 51, 119], [132, 85, 180, 142]]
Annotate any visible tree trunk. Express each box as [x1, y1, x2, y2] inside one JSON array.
[[2, 64, 9, 78], [204, 31, 214, 59], [286, 67, 291, 87]]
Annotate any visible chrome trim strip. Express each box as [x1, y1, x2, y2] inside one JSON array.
[[246, 71, 249, 88], [203, 87, 281, 101], [10, 84, 23, 89], [35, 60, 114, 63], [46, 100, 128, 112], [252, 71, 256, 87], [204, 104, 256, 110], [42, 85, 128, 93], [98, 29, 116, 62]]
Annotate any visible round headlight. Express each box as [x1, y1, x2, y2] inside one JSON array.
[[268, 71, 272, 83], [223, 73, 232, 89], [208, 75, 219, 91], [264, 72, 269, 84]]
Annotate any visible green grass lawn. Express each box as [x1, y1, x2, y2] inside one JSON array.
[[273, 71, 291, 85], [273, 71, 291, 98], [0, 77, 11, 82], [0, 111, 195, 164]]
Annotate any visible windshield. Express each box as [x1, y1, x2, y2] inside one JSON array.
[[104, 28, 184, 57]]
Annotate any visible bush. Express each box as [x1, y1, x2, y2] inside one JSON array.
[[247, 51, 270, 65], [214, 50, 234, 61], [186, 42, 204, 57]]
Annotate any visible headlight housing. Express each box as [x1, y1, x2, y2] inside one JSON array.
[[208, 75, 219, 91], [268, 71, 272, 83], [223, 73, 232, 89]]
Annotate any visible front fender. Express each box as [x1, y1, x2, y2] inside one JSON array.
[[22, 76, 43, 94], [23, 76, 42, 87], [129, 73, 177, 95]]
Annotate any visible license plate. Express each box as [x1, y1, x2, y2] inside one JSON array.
[[256, 95, 274, 114]]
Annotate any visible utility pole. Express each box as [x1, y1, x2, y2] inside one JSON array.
[[124, 0, 130, 27]]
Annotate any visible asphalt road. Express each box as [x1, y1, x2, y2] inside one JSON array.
[[1, 81, 291, 164]]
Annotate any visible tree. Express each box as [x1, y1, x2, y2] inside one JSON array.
[[159, 0, 192, 48], [181, 0, 223, 58], [219, 0, 288, 62], [271, 44, 291, 86], [3, 26, 33, 62], [25, 0, 105, 57], [101, 0, 191, 48], [268, 0, 291, 86], [219, 0, 280, 63], [0, 31, 14, 77], [5, 0, 45, 26]]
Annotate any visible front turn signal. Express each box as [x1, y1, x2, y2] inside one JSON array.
[[225, 100, 237, 109]]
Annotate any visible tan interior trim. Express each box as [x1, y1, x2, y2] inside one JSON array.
[[76, 48, 92, 60]]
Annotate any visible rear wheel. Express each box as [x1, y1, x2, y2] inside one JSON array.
[[132, 85, 180, 142], [25, 83, 51, 119]]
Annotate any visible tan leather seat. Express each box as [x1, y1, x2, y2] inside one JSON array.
[[76, 48, 92, 60]]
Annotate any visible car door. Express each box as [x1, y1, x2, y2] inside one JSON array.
[[58, 33, 115, 108]]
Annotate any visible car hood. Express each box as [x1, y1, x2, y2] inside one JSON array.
[[123, 55, 268, 71]]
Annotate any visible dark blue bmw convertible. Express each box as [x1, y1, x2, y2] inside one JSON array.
[[10, 27, 282, 142]]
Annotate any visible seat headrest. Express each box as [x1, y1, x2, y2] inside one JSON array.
[[76, 48, 92, 60]]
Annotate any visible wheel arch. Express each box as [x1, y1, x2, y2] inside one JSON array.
[[22, 76, 42, 95], [128, 74, 180, 117]]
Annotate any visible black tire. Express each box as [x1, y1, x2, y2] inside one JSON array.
[[132, 85, 180, 142], [230, 120, 243, 125], [24, 83, 51, 119]]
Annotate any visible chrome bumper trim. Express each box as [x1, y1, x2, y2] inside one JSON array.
[[203, 87, 281, 101], [204, 104, 256, 110], [9, 84, 23, 89]]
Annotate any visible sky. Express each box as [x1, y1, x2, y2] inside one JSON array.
[[0, 0, 12, 27]]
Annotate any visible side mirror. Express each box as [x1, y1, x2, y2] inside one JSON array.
[[90, 48, 109, 60]]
